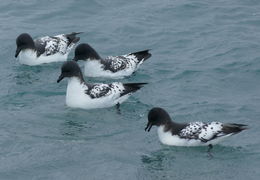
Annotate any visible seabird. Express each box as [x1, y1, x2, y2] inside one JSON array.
[[15, 32, 82, 65], [57, 61, 147, 110], [72, 43, 151, 78], [145, 107, 248, 154]]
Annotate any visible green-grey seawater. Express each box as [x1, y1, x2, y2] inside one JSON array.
[[0, 0, 260, 179]]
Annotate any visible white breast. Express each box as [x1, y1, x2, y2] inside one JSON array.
[[65, 77, 90, 108], [84, 60, 106, 77], [17, 49, 67, 66]]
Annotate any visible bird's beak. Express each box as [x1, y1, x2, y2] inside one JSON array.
[[145, 122, 153, 132], [15, 47, 22, 58], [57, 74, 64, 83]]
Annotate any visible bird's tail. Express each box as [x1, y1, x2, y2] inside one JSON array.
[[66, 32, 83, 44], [222, 123, 248, 134], [129, 49, 152, 62], [121, 83, 148, 96]]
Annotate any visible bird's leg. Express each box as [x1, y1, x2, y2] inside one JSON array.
[[207, 144, 213, 158], [116, 103, 121, 114]]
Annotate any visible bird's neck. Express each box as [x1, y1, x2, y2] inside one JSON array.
[[86, 57, 100, 61], [161, 121, 187, 135], [68, 76, 85, 86], [87, 47, 101, 60]]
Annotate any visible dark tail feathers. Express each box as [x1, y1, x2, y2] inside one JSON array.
[[222, 123, 248, 134], [129, 49, 152, 62], [121, 83, 148, 96], [66, 32, 83, 45]]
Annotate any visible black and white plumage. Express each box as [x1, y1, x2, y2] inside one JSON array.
[[57, 61, 147, 109], [15, 32, 82, 65], [145, 107, 248, 147], [72, 43, 152, 78]]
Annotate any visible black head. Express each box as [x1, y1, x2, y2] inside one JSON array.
[[15, 33, 35, 57], [145, 107, 172, 132], [72, 43, 101, 61], [57, 61, 84, 83]]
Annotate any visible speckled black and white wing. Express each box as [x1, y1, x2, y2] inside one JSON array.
[[101, 50, 151, 73], [101, 56, 134, 73], [34, 33, 80, 57], [85, 82, 147, 99], [179, 122, 225, 143], [85, 82, 125, 99], [34, 35, 70, 57]]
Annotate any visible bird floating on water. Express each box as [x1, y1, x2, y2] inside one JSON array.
[[145, 107, 248, 154], [72, 43, 151, 78], [57, 61, 147, 110], [15, 32, 82, 65]]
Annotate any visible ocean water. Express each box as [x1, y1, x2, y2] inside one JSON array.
[[0, 0, 260, 179]]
